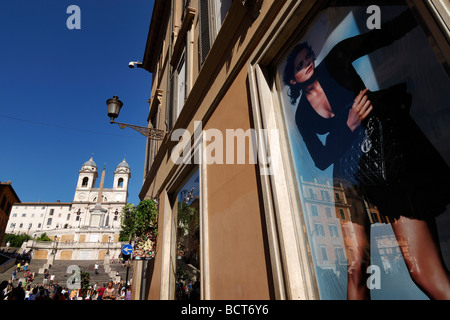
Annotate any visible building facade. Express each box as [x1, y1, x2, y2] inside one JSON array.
[[6, 157, 131, 261], [0, 181, 21, 246], [136, 0, 450, 300]]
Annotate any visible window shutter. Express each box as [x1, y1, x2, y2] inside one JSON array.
[[199, 0, 211, 65], [176, 55, 186, 117], [167, 74, 175, 131]]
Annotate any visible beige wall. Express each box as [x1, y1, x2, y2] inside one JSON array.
[[140, 0, 279, 300], [204, 68, 272, 299]]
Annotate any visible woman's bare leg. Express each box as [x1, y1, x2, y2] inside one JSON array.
[[391, 216, 450, 300], [341, 221, 371, 300]]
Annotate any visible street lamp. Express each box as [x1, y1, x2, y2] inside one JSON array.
[[106, 95, 166, 140]]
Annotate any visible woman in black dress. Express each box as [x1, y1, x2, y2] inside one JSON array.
[[283, 9, 450, 299]]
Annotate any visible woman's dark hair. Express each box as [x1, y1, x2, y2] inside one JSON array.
[[283, 42, 315, 104]]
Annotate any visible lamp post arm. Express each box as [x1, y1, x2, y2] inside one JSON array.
[[111, 120, 166, 140]]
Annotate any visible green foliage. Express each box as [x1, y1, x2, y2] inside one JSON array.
[[36, 233, 52, 242], [80, 270, 90, 299], [177, 202, 199, 237], [119, 200, 158, 241], [134, 199, 158, 237], [3, 233, 32, 247], [119, 203, 136, 241]]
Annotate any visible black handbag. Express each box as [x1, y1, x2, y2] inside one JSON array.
[[336, 84, 411, 187]]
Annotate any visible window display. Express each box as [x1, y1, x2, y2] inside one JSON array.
[[278, 3, 450, 299]]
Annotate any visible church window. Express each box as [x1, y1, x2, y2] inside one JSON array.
[[118, 178, 124, 188], [82, 177, 89, 187]]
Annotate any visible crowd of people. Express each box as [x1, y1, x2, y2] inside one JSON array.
[[1, 249, 132, 300], [1, 279, 132, 300]]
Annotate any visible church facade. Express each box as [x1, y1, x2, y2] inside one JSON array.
[[6, 156, 131, 261]]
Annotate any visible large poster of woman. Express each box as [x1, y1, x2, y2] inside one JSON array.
[[278, 3, 450, 299]]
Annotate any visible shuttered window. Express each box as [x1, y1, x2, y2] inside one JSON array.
[[199, 0, 211, 65]]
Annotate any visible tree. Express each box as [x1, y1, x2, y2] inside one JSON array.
[[36, 233, 52, 241], [177, 202, 199, 237], [119, 203, 136, 242], [119, 199, 158, 241], [134, 199, 158, 237], [80, 270, 90, 299], [3, 233, 31, 247]]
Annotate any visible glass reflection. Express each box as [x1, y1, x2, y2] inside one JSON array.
[[175, 170, 200, 300]]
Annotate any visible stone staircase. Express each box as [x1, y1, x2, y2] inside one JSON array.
[[25, 258, 133, 287]]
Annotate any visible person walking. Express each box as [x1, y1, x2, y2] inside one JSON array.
[[43, 270, 49, 285], [11, 269, 17, 282], [94, 262, 99, 275], [49, 273, 55, 286]]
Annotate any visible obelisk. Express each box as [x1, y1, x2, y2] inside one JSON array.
[[90, 164, 108, 227]]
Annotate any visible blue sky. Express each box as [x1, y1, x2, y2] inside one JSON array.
[[0, 0, 155, 205]]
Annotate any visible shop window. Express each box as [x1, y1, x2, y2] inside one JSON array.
[[250, 0, 450, 300], [172, 169, 200, 300]]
